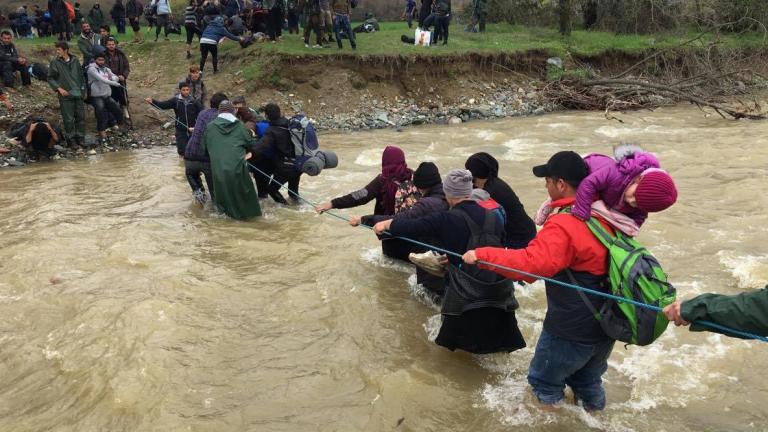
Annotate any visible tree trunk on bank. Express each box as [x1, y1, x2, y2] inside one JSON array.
[[559, 0, 573, 36]]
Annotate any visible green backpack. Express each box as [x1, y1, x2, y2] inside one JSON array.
[[569, 217, 677, 346]]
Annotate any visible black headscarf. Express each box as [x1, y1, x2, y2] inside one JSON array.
[[465, 152, 499, 180]]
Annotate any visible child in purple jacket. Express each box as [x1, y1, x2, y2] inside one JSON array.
[[571, 145, 678, 227]]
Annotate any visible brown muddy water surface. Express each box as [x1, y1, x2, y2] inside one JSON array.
[[1, 107, 768, 431]]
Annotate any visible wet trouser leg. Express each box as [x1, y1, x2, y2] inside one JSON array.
[[175, 129, 189, 156]]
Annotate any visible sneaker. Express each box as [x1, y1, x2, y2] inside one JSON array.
[[304, 43, 310, 48], [409, 250, 447, 277], [312, 44, 322, 49]]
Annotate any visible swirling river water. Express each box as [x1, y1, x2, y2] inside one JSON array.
[[1, 106, 767, 431]]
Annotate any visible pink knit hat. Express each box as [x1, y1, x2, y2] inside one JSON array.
[[635, 170, 678, 213]]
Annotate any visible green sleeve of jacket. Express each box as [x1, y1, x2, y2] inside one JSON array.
[[681, 287, 768, 338], [47, 60, 61, 91]]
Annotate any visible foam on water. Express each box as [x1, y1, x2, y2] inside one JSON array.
[[610, 333, 733, 411], [354, 148, 386, 167], [360, 247, 414, 274], [500, 138, 543, 161], [423, 314, 441, 342], [717, 251, 768, 288], [477, 130, 502, 141], [594, 125, 682, 139], [406, 274, 440, 311]]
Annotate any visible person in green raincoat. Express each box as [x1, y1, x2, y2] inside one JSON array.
[[201, 100, 262, 220]]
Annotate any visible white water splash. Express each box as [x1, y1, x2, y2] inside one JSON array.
[[717, 251, 768, 288]]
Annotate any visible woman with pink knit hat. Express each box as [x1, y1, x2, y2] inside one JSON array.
[[570, 144, 678, 227]]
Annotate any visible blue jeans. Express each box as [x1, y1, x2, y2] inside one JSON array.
[[333, 13, 356, 49], [527, 329, 615, 410]]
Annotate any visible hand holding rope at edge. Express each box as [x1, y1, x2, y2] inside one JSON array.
[[143, 95, 767, 344]]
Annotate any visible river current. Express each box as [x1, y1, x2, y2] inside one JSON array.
[[1, 106, 767, 431]]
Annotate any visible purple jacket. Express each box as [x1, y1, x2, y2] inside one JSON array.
[[184, 108, 219, 162], [573, 152, 660, 226]]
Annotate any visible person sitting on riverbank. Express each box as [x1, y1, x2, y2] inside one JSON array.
[[184, 91, 228, 205], [375, 169, 526, 354], [24, 117, 62, 159], [462, 150, 616, 411], [316, 146, 417, 261], [664, 286, 768, 338], [7, 115, 63, 159], [465, 152, 536, 249], [566, 145, 678, 229], [202, 99, 262, 219], [0, 31, 32, 89], [145, 81, 202, 156]]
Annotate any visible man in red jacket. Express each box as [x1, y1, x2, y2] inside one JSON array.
[[463, 150, 616, 411]]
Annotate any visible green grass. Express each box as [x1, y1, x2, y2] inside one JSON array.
[[16, 22, 767, 58]]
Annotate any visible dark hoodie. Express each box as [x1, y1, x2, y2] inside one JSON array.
[[466, 152, 536, 248], [252, 117, 293, 161]]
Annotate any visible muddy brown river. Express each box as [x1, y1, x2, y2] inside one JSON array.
[[1, 107, 767, 431]]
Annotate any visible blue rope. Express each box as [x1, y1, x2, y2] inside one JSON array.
[[246, 161, 768, 344], [160, 108, 767, 343]]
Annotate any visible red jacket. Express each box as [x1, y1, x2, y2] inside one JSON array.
[[476, 197, 610, 282]]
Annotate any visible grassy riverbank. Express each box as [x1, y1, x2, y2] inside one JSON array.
[[16, 22, 768, 57]]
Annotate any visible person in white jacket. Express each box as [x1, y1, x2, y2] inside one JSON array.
[[87, 51, 124, 142]]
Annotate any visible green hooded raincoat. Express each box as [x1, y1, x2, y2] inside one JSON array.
[[202, 115, 262, 220]]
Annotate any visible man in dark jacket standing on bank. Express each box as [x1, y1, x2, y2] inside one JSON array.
[[47, 41, 86, 148], [104, 37, 129, 108], [126, 0, 144, 42], [251, 103, 300, 204], [331, 0, 355, 50], [0, 31, 31, 89]]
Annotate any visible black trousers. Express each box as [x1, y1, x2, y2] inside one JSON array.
[[91, 95, 123, 132], [155, 14, 169, 38], [303, 14, 322, 45], [0, 61, 31, 88], [267, 7, 283, 40], [199, 42, 218, 72], [185, 23, 201, 44], [185, 159, 214, 201]]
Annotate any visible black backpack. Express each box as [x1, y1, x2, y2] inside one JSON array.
[[442, 206, 517, 316]]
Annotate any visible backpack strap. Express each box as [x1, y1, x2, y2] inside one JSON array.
[[565, 268, 602, 321], [449, 206, 496, 252]]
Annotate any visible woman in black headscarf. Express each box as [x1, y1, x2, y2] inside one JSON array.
[[465, 152, 536, 248]]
